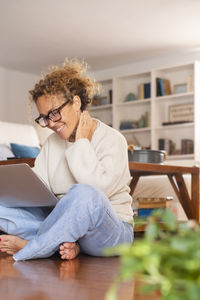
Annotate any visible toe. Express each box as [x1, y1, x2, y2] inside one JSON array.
[[0, 248, 12, 254], [6, 250, 14, 255], [61, 254, 68, 260], [0, 235, 8, 244], [59, 250, 65, 256], [63, 242, 75, 249]]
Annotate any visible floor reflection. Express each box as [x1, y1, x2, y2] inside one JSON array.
[[0, 253, 134, 300]]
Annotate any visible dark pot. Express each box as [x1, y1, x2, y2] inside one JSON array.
[[128, 150, 166, 164]]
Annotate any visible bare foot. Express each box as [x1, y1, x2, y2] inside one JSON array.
[[0, 235, 27, 255], [59, 242, 80, 260]]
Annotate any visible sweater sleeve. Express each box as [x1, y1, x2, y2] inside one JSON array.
[[65, 135, 130, 196], [32, 139, 51, 191]]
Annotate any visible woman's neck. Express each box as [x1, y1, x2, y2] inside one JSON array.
[[68, 119, 97, 143]]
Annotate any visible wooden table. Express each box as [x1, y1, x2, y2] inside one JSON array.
[[1, 158, 199, 221], [129, 162, 200, 222], [0, 158, 35, 167]]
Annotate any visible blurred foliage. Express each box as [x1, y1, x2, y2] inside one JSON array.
[[105, 209, 200, 300]]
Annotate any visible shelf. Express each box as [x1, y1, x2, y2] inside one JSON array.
[[155, 92, 194, 101], [94, 61, 200, 161], [120, 127, 151, 134], [166, 154, 194, 160], [116, 99, 151, 107], [89, 104, 112, 111], [155, 122, 194, 130]]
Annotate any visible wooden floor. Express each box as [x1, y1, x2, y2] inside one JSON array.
[[0, 252, 159, 300]]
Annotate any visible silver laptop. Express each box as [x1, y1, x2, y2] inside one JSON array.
[[0, 163, 58, 207]]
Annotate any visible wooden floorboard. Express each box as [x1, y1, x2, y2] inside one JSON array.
[[0, 252, 159, 300]]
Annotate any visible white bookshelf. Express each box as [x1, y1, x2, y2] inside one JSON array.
[[89, 62, 200, 162], [88, 79, 113, 127], [89, 104, 112, 111]]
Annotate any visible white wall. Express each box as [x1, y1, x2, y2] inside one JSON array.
[[0, 66, 39, 124], [0, 66, 7, 121], [93, 51, 200, 81]]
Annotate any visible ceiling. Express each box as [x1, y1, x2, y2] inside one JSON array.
[[1, 0, 200, 75]]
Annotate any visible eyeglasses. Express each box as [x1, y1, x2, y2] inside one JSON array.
[[35, 100, 70, 127]]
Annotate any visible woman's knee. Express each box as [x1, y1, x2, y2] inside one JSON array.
[[70, 183, 99, 195], [70, 184, 104, 205], [59, 184, 105, 211]]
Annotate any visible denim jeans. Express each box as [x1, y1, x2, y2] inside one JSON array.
[[0, 184, 134, 261]]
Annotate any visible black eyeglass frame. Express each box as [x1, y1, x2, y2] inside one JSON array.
[[35, 99, 70, 127]]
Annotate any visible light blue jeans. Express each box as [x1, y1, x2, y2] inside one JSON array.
[[0, 184, 134, 261]]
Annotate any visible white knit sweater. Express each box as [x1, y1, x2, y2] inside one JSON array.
[[33, 120, 133, 223]]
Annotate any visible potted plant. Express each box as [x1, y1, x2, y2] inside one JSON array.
[[105, 209, 200, 300]]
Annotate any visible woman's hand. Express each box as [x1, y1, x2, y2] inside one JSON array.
[[75, 111, 96, 141]]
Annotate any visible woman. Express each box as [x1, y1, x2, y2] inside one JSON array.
[[0, 59, 133, 261]]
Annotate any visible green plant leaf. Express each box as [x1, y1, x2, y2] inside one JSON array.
[[161, 209, 177, 231], [145, 222, 159, 241], [170, 236, 195, 253], [140, 283, 159, 293], [187, 282, 200, 300], [105, 283, 118, 300], [103, 243, 131, 256], [106, 206, 200, 299]]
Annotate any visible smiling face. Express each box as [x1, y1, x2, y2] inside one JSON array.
[[36, 94, 81, 140]]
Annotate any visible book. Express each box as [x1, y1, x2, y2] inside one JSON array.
[[137, 197, 172, 208], [138, 208, 165, 217], [139, 83, 144, 99], [138, 197, 172, 217], [109, 89, 113, 104], [158, 138, 174, 155], [144, 83, 151, 98], [119, 120, 134, 130], [181, 139, 194, 154], [156, 78, 171, 96], [138, 196, 172, 203], [162, 121, 190, 126], [156, 78, 162, 96], [138, 201, 172, 209], [139, 82, 151, 99], [159, 78, 165, 96], [163, 79, 171, 95], [158, 138, 165, 151]]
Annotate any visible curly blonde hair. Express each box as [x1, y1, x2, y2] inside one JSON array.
[[29, 58, 100, 111]]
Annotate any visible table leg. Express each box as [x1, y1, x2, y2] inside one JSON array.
[[174, 174, 195, 220], [168, 175, 180, 201], [129, 175, 140, 196], [191, 173, 200, 222]]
